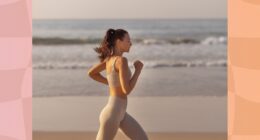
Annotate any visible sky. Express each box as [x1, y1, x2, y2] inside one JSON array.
[[33, 0, 226, 19]]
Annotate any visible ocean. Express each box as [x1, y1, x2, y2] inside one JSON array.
[[33, 19, 227, 97]]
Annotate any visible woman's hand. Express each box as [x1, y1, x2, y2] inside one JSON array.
[[133, 60, 143, 72]]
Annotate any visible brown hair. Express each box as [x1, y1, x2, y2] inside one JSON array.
[[94, 28, 128, 62]]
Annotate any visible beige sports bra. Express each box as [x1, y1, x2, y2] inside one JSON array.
[[107, 56, 132, 87]]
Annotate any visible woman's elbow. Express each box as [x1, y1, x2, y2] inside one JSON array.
[[122, 86, 131, 95], [88, 70, 95, 78], [122, 90, 130, 95]]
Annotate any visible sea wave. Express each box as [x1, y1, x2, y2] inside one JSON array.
[[33, 60, 226, 69], [33, 37, 100, 45], [200, 36, 227, 45], [33, 36, 227, 46]]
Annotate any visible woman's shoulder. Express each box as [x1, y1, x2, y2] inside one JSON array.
[[116, 56, 127, 61], [102, 57, 109, 63], [115, 56, 128, 65]]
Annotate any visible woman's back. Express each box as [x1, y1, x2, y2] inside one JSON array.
[[106, 56, 132, 99]]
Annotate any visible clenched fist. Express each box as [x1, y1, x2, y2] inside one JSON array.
[[133, 60, 144, 72]]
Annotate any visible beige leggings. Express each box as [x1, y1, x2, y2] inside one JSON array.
[[96, 96, 148, 140]]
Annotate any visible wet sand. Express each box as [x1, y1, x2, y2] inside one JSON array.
[[33, 67, 226, 97]]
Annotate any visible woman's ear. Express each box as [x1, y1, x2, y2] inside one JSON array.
[[116, 38, 120, 45], [115, 38, 121, 47]]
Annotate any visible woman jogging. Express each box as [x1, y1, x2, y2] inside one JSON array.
[[88, 28, 149, 140]]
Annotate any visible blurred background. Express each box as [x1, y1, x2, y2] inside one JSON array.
[[32, 0, 227, 140]]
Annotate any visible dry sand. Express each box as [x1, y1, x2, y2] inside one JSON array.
[[33, 131, 226, 140], [33, 96, 226, 134]]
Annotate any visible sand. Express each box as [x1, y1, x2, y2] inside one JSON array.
[[33, 131, 226, 140], [33, 96, 226, 132], [33, 96, 227, 139]]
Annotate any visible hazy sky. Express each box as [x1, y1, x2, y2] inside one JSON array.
[[33, 0, 226, 19]]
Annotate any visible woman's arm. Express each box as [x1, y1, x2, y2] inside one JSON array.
[[118, 57, 142, 95], [88, 61, 108, 85]]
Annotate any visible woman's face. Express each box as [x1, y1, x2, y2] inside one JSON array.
[[117, 33, 132, 53]]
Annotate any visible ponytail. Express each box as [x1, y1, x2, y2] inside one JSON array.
[[94, 28, 128, 62]]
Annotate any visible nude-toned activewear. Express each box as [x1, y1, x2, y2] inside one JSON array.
[[96, 56, 148, 140], [106, 56, 132, 87]]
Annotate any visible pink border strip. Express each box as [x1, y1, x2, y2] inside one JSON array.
[[0, 0, 32, 140]]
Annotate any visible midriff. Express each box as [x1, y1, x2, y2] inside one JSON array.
[[109, 86, 127, 99]]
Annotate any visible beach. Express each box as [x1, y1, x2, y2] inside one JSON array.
[[32, 19, 227, 139], [33, 96, 227, 140], [33, 131, 226, 140], [33, 67, 227, 139]]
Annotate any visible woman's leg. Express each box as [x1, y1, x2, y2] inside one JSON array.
[[119, 112, 149, 140], [96, 106, 121, 140], [96, 120, 119, 140]]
